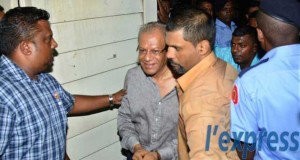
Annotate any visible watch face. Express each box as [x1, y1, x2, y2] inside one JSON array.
[[109, 95, 114, 108]]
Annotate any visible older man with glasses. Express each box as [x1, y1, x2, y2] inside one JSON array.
[[118, 22, 179, 160]]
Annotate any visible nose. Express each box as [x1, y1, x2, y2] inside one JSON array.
[[226, 9, 232, 16], [52, 38, 58, 49], [166, 49, 173, 59], [232, 45, 238, 54], [144, 52, 153, 61]]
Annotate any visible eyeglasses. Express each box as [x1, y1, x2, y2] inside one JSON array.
[[137, 46, 167, 55]]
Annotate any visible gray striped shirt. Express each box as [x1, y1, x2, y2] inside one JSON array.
[[117, 66, 178, 160]]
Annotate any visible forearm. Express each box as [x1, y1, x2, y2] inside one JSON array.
[[68, 95, 110, 115], [68, 89, 125, 115], [118, 125, 140, 153], [118, 103, 140, 152], [120, 129, 140, 153]]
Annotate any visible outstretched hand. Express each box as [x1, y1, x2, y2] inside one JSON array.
[[112, 89, 126, 105]]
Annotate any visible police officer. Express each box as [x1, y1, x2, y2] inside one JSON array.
[[230, 0, 300, 159]]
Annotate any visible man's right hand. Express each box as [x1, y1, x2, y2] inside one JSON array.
[[132, 144, 149, 160]]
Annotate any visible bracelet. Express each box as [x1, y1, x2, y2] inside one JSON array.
[[108, 94, 114, 109]]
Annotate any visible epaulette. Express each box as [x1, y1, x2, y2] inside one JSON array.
[[238, 58, 269, 78]]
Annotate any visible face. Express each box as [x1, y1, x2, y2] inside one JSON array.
[[138, 29, 167, 77], [256, 27, 266, 52], [0, 11, 4, 20], [29, 20, 58, 74], [161, 0, 171, 12], [166, 29, 200, 74], [198, 2, 213, 17], [231, 35, 257, 66], [247, 6, 258, 16], [248, 18, 257, 28], [217, 1, 233, 25]]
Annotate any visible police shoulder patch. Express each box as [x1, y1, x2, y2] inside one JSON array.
[[232, 85, 238, 105]]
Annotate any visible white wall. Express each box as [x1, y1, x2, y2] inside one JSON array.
[[0, 0, 157, 159]]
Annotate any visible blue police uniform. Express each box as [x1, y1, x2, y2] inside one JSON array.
[[230, 44, 300, 159], [230, 0, 300, 158]]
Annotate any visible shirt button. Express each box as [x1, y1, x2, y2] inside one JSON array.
[[155, 118, 158, 122], [158, 102, 161, 105]]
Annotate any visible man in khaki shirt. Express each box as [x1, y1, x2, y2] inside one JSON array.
[[165, 8, 239, 160]]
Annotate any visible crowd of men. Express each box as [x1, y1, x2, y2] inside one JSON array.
[[0, 0, 299, 159]]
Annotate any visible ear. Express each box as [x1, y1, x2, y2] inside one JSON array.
[[19, 41, 32, 56], [256, 28, 264, 44], [253, 43, 258, 54], [196, 40, 210, 56]]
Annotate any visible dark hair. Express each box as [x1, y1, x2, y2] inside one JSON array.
[[167, 8, 215, 47], [196, 0, 213, 6], [0, 7, 50, 57], [232, 25, 258, 44], [214, 0, 231, 13], [256, 10, 299, 47], [248, 10, 258, 19], [249, 0, 260, 8], [0, 5, 4, 12]]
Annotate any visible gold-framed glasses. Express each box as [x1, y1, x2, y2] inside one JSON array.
[[137, 46, 167, 55]]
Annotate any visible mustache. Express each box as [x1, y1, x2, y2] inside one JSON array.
[[168, 59, 186, 75], [168, 59, 177, 66]]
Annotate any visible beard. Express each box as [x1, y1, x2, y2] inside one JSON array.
[[45, 49, 59, 73], [45, 63, 54, 73], [168, 59, 186, 75]]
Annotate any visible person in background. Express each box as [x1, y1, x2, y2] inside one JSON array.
[[0, 5, 5, 20], [247, 10, 258, 28], [0, 7, 126, 159], [157, 0, 171, 24], [165, 8, 238, 160], [214, 0, 238, 69], [245, 0, 259, 21], [231, 25, 260, 72], [247, 10, 266, 58], [195, 0, 214, 18], [230, 0, 300, 159], [118, 22, 178, 160]]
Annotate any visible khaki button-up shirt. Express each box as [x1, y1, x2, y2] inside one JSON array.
[[177, 53, 239, 160]]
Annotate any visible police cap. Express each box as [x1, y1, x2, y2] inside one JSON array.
[[260, 0, 300, 28]]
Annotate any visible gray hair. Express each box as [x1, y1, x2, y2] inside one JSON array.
[[138, 22, 166, 42]]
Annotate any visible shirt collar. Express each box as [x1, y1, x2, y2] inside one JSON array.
[[261, 44, 300, 61], [177, 52, 218, 92], [215, 18, 236, 29], [250, 54, 260, 66], [0, 55, 44, 82], [237, 54, 260, 72]]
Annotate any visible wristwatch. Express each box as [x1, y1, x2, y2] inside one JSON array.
[[108, 94, 114, 109]]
